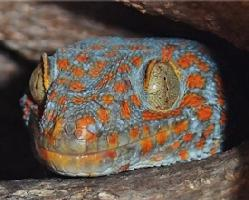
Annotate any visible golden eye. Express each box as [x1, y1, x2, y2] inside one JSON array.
[[144, 60, 180, 111], [29, 53, 50, 104]]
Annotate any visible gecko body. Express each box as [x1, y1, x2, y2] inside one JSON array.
[[21, 37, 226, 176]]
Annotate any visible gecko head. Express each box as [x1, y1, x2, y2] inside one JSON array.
[[21, 38, 224, 177], [23, 46, 183, 176]]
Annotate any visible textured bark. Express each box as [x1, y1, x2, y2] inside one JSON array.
[[122, 1, 249, 52], [0, 142, 249, 200]]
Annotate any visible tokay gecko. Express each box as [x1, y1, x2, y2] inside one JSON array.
[[20, 37, 226, 177]]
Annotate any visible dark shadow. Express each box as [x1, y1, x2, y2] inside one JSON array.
[[0, 42, 53, 180], [0, 2, 248, 186]]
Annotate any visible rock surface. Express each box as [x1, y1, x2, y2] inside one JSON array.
[[122, 1, 249, 52], [1, 142, 249, 200], [0, 2, 134, 60]]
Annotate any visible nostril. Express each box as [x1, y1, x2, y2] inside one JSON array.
[[75, 128, 88, 140], [65, 120, 76, 138]]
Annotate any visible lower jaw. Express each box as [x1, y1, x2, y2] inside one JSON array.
[[35, 144, 122, 177]]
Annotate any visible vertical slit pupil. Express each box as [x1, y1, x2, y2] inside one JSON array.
[[144, 60, 180, 111]]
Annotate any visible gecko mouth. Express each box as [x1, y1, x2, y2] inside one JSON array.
[[36, 145, 120, 177]]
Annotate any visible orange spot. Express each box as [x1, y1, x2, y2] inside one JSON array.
[[69, 81, 85, 92], [96, 72, 114, 89], [183, 133, 193, 142], [156, 128, 168, 145], [161, 46, 175, 62], [107, 133, 119, 148], [215, 74, 222, 89], [72, 67, 84, 77], [47, 118, 64, 145], [187, 74, 205, 89], [179, 149, 189, 160], [142, 108, 182, 121], [113, 45, 124, 50], [46, 110, 56, 121], [177, 53, 197, 69], [97, 108, 109, 124], [203, 124, 214, 139], [142, 124, 150, 137], [53, 118, 64, 138], [76, 54, 88, 62], [120, 100, 131, 119], [104, 150, 117, 159], [57, 96, 67, 105], [171, 141, 180, 149], [48, 91, 57, 101], [129, 45, 146, 50], [210, 146, 217, 155], [129, 126, 139, 141], [215, 75, 225, 106], [76, 115, 95, 129], [130, 94, 141, 107], [151, 154, 164, 162], [197, 60, 209, 72], [102, 94, 114, 105], [88, 61, 107, 77], [57, 59, 69, 70], [114, 81, 129, 93], [91, 95, 98, 101], [86, 131, 97, 143], [72, 97, 87, 104], [105, 51, 117, 57], [173, 120, 189, 134], [220, 111, 226, 126], [180, 93, 205, 108], [140, 138, 153, 155], [117, 64, 131, 73], [118, 163, 130, 172], [218, 95, 225, 106], [73, 95, 97, 105], [57, 78, 68, 85], [131, 56, 142, 68], [74, 129, 85, 140], [196, 138, 205, 149], [90, 44, 103, 50], [196, 105, 213, 121]]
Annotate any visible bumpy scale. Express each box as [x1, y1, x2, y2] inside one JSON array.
[[20, 37, 226, 176]]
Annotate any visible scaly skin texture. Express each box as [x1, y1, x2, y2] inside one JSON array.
[[20, 37, 226, 177]]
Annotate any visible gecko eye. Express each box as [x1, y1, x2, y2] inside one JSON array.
[[144, 60, 180, 111], [29, 53, 50, 104]]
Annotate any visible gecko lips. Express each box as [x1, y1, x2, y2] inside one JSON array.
[[20, 37, 226, 177]]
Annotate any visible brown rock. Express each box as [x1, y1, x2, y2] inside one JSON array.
[[122, 1, 249, 52], [0, 143, 249, 199], [0, 2, 133, 60]]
